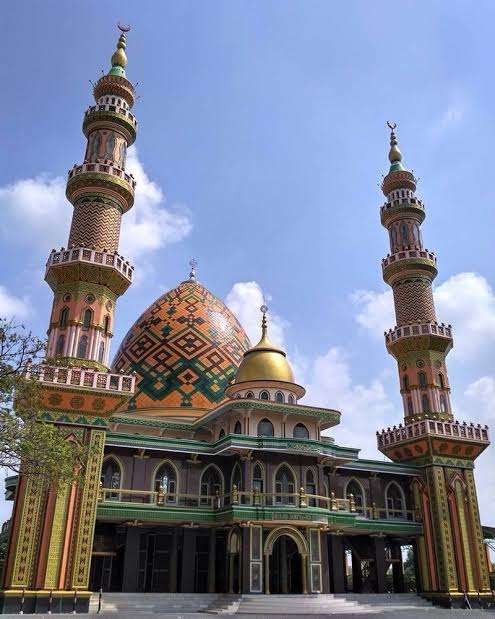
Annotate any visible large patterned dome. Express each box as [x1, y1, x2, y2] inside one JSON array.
[[112, 279, 250, 416]]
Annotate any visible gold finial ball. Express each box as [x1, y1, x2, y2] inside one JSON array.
[[389, 143, 402, 164], [260, 304, 268, 315]]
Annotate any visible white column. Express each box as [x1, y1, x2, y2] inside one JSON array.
[[71, 326, 81, 357]]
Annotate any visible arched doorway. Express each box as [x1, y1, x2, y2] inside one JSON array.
[[270, 535, 302, 593]]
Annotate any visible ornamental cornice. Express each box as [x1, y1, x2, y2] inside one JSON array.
[[66, 171, 135, 211], [83, 110, 137, 145]]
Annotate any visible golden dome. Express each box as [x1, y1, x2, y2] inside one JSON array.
[[234, 306, 294, 384]]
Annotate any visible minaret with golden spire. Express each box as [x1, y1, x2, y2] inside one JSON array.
[[44, 25, 137, 369], [376, 124, 491, 602]]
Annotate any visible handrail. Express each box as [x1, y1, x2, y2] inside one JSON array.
[[28, 364, 135, 394], [46, 246, 134, 281], [98, 486, 419, 521]]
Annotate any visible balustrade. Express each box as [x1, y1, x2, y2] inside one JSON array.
[[385, 321, 452, 344], [29, 364, 135, 394], [382, 249, 436, 269], [47, 246, 133, 281], [377, 419, 490, 448], [67, 162, 136, 189]]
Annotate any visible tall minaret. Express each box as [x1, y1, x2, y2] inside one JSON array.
[[45, 25, 137, 368], [380, 122, 452, 423], [376, 124, 491, 603]]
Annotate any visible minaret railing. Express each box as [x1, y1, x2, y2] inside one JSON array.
[[377, 420, 489, 448], [27, 364, 135, 394], [68, 162, 136, 189], [46, 246, 134, 281], [385, 321, 452, 345]]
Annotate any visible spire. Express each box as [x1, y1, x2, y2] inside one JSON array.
[[260, 304, 269, 342], [109, 24, 130, 77], [188, 258, 198, 281], [387, 121, 404, 172]]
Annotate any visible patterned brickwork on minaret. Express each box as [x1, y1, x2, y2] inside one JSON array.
[[376, 124, 491, 601], [45, 27, 137, 369]]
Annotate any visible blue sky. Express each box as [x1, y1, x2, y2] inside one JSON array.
[[1, 1, 495, 526]]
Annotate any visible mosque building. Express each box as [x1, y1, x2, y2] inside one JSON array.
[[0, 27, 492, 613]]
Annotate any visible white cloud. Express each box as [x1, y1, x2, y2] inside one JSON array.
[[431, 99, 465, 137], [0, 175, 69, 250], [0, 147, 192, 261], [304, 347, 394, 457], [0, 286, 32, 319], [352, 272, 495, 362], [120, 147, 192, 259]]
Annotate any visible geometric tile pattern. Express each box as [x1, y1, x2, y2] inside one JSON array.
[[68, 198, 122, 252], [112, 280, 250, 412], [393, 277, 436, 325]]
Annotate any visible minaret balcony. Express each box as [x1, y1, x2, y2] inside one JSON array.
[[45, 246, 134, 296], [380, 196, 425, 226], [376, 419, 490, 462], [382, 249, 437, 282], [385, 321, 453, 356], [66, 162, 135, 212], [27, 363, 135, 418], [83, 104, 137, 145]]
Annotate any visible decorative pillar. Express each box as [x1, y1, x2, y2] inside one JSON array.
[[208, 528, 216, 593], [122, 527, 141, 592], [391, 543, 404, 592], [169, 528, 178, 593], [373, 536, 386, 593], [328, 534, 345, 593], [264, 554, 270, 594], [181, 529, 196, 593], [301, 555, 308, 594]]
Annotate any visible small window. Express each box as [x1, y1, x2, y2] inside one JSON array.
[[421, 394, 430, 413], [234, 421, 242, 434], [56, 334, 65, 356], [438, 373, 445, 389], [257, 418, 274, 437], [346, 480, 365, 513], [98, 341, 105, 364], [104, 315, 110, 335], [155, 463, 177, 503], [82, 308, 92, 330], [275, 465, 295, 505], [246, 392, 254, 399], [219, 429, 225, 439], [386, 482, 406, 518], [260, 391, 270, 401], [253, 463, 264, 504], [288, 394, 295, 405], [101, 458, 122, 501], [59, 307, 69, 329], [306, 469, 316, 506], [407, 397, 413, 415], [403, 375, 409, 391], [440, 395, 447, 413], [77, 335, 88, 359], [275, 391, 284, 403], [293, 423, 309, 439], [418, 372, 427, 389]]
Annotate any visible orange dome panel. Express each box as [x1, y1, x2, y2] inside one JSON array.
[[112, 280, 250, 413]]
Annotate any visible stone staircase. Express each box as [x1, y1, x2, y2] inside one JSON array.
[[89, 592, 437, 615]]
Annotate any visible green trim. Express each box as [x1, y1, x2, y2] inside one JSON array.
[[110, 415, 192, 431], [39, 411, 108, 428], [340, 459, 422, 476]]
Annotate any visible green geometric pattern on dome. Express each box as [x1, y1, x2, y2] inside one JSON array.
[[112, 280, 250, 411]]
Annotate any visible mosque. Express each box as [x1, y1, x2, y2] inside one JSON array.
[[0, 27, 492, 613]]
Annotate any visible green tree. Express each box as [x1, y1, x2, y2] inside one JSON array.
[[0, 318, 82, 484]]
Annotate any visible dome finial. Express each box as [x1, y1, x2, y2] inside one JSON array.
[[189, 257, 198, 281], [109, 23, 130, 77], [386, 121, 404, 171], [260, 304, 268, 338]]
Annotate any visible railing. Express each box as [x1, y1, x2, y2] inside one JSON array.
[[67, 162, 136, 190], [377, 419, 490, 448], [46, 246, 133, 281], [98, 486, 420, 521], [385, 321, 452, 345], [29, 364, 135, 394], [85, 104, 138, 128], [381, 196, 424, 215], [382, 249, 436, 269]]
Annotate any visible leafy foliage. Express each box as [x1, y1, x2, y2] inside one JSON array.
[[0, 318, 84, 484]]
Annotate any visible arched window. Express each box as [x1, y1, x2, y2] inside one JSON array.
[[246, 392, 254, 399], [418, 372, 427, 389], [346, 479, 365, 513], [55, 334, 65, 356], [438, 373, 445, 389], [59, 307, 69, 329], [421, 394, 430, 413], [275, 391, 284, 403], [98, 341, 105, 364], [306, 469, 316, 506], [407, 397, 413, 416], [101, 458, 122, 501], [104, 315, 110, 335], [155, 462, 177, 503], [253, 462, 264, 504], [386, 482, 406, 519], [293, 423, 309, 439], [440, 394, 447, 413], [275, 464, 295, 505], [231, 463, 242, 491], [200, 465, 223, 506], [260, 391, 270, 400], [403, 375, 409, 391], [77, 335, 88, 359], [219, 429, 225, 439], [257, 418, 274, 437], [288, 394, 295, 405], [233, 420, 242, 434], [82, 308, 92, 330]]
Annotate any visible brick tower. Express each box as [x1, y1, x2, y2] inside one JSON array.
[[376, 124, 491, 605], [1, 27, 137, 614]]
